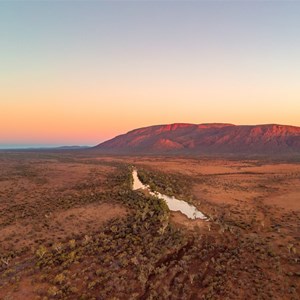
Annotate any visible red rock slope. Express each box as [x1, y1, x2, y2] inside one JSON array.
[[94, 123, 300, 155]]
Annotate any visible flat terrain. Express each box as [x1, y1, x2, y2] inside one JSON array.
[[0, 152, 299, 299]]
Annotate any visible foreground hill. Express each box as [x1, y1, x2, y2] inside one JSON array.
[[94, 123, 300, 155]]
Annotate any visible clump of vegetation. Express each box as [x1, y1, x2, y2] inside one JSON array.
[[137, 167, 194, 201]]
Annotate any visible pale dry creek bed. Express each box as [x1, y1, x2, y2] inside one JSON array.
[[132, 169, 207, 220]]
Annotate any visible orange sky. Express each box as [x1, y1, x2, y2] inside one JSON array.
[[1, 2, 300, 147], [2, 77, 299, 146]]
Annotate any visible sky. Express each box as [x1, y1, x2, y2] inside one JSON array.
[[1, 1, 300, 148]]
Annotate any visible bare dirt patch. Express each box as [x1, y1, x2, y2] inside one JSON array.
[[51, 203, 126, 238]]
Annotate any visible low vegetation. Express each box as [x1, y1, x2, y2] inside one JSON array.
[[137, 167, 194, 201], [0, 153, 299, 299]]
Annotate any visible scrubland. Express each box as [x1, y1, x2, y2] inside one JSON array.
[[0, 152, 299, 299]]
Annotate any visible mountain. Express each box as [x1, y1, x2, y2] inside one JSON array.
[[94, 123, 300, 155]]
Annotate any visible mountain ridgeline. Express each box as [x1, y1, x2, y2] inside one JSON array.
[[94, 123, 300, 155]]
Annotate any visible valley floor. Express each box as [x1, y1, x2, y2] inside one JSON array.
[[0, 153, 299, 299]]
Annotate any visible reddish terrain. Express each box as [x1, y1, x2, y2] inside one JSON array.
[[0, 153, 299, 299], [94, 123, 300, 155]]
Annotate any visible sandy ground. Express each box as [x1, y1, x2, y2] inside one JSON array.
[[0, 153, 125, 254], [0, 153, 299, 299]]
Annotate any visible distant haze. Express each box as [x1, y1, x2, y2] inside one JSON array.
[[1, 1, 300, 147], [0, 144, 62, 150]]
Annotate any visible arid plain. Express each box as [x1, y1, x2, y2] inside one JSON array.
[[0, 152, 299, 299]]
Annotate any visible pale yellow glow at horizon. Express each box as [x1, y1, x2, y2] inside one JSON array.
[[1, 74, 299, 145]]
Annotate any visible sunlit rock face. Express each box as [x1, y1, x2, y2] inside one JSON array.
[[94, 123, 300, 155]]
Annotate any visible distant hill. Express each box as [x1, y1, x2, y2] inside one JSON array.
[[0, 145, 90, 151], [54, 146, 90, 150], [94, 123, 300, 155]]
